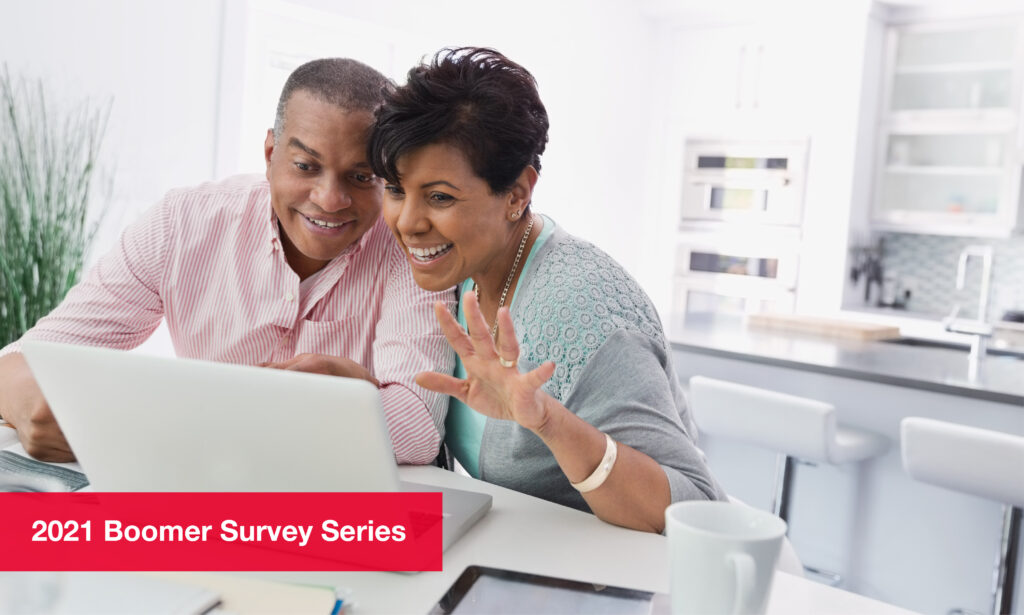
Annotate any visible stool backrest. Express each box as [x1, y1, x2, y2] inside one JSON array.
[[900, 417, 1024, 508], [689, 376, 836, 463]]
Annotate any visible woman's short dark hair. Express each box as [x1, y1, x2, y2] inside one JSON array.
[[368, 47, 549, 194]]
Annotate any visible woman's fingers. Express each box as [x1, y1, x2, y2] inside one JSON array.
[[524, 361, 556, 389], [433, 301, 475, 358], [495, 306, 520, 367], [415, 371, 467, 402], [462, 292, 498, 359]]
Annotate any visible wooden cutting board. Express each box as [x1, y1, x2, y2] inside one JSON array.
[[747, 313, 902, 341]]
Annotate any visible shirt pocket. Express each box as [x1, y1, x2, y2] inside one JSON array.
[[295, 317, 373, 368]]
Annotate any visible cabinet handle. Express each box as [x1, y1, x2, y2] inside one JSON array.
[[753, 44, 764, 110], [736, 44, 746, 110], [1017, 83, 1024, 153], [1018, 103, 1024, 154]]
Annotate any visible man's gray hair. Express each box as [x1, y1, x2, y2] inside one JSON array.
[[273, 58, 391, 142]]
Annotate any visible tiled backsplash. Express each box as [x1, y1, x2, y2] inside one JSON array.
[[875, 232, 1024, 321]]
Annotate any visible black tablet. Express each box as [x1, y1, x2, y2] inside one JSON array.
[[428, 565, 655, 614]]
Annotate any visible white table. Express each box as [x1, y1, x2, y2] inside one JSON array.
[[249, 465, 919, 615]]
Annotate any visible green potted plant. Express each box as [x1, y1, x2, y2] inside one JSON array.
[[0, 67, 111, 347]]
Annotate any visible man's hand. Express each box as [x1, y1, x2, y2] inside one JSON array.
[[263, 354, 380, 387], [0, 352, 75, 462]]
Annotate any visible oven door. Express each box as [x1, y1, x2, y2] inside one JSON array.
[[680, 178, 803, 225], [679, 139, 808, 226], [668, 228, 799, 335], [669, 276, 796, 335], [675, 230, 800, 289]]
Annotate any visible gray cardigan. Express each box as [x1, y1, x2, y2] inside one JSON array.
[[471, 221, 726, 511]]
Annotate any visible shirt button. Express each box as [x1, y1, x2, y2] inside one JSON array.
[[284, 291, 294, 302]]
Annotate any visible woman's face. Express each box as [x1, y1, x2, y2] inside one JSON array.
[[382, 143, 531, 292]]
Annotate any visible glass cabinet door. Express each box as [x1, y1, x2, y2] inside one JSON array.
[[877, 132, 1011, 217], [872, 19, 1024, 236], [889, 24, 1018, 114]]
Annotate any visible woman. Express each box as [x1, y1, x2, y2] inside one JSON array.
[[368, 47, 725, 533]]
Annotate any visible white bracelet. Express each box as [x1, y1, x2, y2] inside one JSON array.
[[570, 433, 617, 493]]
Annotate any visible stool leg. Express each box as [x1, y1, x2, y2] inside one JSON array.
[[803, 565, 842, 587], [770, 454, 795, 523], [992, 505, 1021, 615], [771, 455, 848, 588]]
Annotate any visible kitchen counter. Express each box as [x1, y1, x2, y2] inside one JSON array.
[[670, 314, 1024, 405]]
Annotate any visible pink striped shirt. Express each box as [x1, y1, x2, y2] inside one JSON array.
[[2, 175, 456, 464]]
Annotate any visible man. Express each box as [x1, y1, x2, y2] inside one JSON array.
[[0, 58, 455, 465]]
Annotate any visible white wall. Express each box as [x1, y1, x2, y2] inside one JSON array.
[[792, 4, 880, 315], [1, 0, 224, 262]]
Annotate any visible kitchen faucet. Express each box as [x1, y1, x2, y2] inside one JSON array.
[[943, 245, 994, 380]]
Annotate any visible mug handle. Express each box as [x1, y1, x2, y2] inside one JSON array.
[[729, 552, 757, 615]]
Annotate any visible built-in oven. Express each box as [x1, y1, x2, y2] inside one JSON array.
[[671, 278, 797, 326], [680, 139, 809, 226], [668, 227, 800, 333]]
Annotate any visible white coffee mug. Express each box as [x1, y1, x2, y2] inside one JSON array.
[[665, 500, 787, 615]]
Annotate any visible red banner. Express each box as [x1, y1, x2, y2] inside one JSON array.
[[0, 492, 442, 571]]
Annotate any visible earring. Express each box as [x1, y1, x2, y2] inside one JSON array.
[[510, 210, 521, 220]]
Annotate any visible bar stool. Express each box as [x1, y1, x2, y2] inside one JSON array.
[[688, 375, 889, 584], [901, 417, 1024, 615]]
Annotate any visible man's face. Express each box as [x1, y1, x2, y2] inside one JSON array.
[[264, 90, 382, 279]]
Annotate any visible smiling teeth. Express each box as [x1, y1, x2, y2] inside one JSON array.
[[409, 244, 453, 261], [307, 216, 347, 229]]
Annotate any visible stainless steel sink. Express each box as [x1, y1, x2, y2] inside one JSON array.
[[881, 337, 1024, 359]]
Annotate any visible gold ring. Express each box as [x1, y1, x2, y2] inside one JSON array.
[[498, 356, 517, 368]]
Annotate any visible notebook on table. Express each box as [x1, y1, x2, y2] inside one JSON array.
[[52, 573, 221, 615], [19, 340, 491, 551], [0, 444, 89, 491]]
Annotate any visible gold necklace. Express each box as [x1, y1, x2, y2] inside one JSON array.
[[475, 214, 535, 338]]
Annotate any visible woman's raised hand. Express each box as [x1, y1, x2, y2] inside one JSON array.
[[415, 293, 555, 433]]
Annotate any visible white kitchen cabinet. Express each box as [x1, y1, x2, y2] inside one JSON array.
[[669, 23, 815, 135], [871, 18, 1024, 236], [655, 10, 878, 317]]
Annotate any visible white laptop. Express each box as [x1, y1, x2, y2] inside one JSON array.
[[19, 340, 491, 551]]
